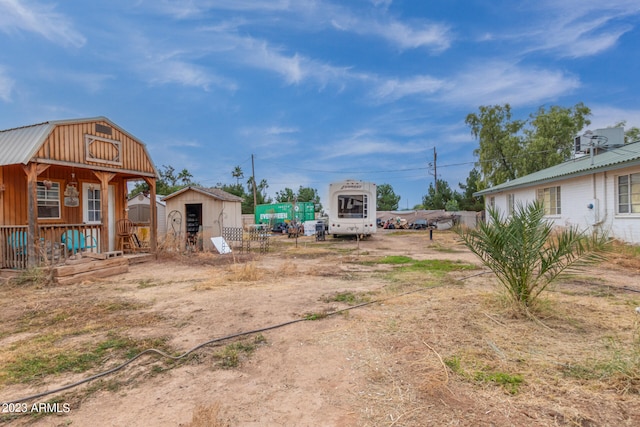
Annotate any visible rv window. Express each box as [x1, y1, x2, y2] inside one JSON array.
[[337, 195, 367, 218]]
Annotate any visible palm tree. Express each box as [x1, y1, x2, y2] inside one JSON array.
[[457, 201, 607, 312], [232, 166, 244, 186]]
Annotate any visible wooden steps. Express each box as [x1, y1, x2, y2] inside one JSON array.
[[53, 252, 128, 285]]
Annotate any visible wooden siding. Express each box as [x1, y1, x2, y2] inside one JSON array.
[[0, 164, 127, 227], [33, 120, 155, 176]]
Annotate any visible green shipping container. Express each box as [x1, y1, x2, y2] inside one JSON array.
[[255, 202, 315, 224]]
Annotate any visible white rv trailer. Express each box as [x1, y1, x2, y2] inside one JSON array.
[[328, 180, 377, 237]]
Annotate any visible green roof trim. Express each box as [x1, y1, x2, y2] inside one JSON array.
[[475, 141, 640, 197]]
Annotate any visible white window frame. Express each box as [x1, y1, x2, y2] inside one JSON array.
[[337, 194, 367, 219], [37, 181, 61, 219], [617, 172, 640, 214], [83, 183, 102, 224], [537, 186, 561, 216]]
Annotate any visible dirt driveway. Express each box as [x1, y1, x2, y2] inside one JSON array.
[[1, 230, 640, 426]]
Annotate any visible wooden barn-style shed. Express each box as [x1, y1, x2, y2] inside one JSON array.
[[0, 117, 159, 273], [163, 186, 243, 251]]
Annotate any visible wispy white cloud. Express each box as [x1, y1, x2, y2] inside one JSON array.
[[150, 0, 452, 53], [506, 1, 640, 58], [329, 12, 451, 52], [371, 75, 445, 102], [320, 129, 428, 160], [588, 105, 640, 130], [227, 35, 355, 88], [266, 126, 299, 135], [0, 0, 85, 47], [368, 19, 451, 52], [0, 66, 14, 102], [441, 61, 581, 107], [153, 0, 294, 18], [126, 33, 238, 91]]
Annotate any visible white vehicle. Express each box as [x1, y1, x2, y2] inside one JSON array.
[[328, 180, 377, 237]]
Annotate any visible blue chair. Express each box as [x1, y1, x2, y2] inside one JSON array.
[[61, 230, 97, 254], [7, 231, 28, 255]]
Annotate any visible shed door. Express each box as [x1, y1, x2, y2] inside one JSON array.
[[185, 204, 203, 250]]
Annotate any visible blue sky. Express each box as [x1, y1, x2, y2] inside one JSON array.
[[1, 0, 640, 209]]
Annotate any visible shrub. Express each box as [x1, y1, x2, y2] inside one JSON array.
[[457, 201, 608, 312]]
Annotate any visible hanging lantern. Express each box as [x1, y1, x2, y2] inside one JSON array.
[[64, 173, 79, 207]]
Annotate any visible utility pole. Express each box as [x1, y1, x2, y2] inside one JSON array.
[[428, 147, 438, 194], [433, 147, 438, 193], [251, 154, 257, 209]]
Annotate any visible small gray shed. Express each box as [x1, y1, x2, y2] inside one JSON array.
[[163, 186, 244, 251], [127, 193, 167, 237]]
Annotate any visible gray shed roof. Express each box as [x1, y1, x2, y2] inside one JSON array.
[[0, 121, 54, 166], [163, 186, 244, 203], [476, 141, 640, 196]]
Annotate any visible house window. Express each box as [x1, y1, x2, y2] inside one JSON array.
[[537, 186, 561, 215], [86, 186, 101, 222], [617, 173, 640, 214], [507, 194, 515, 215], [489, 196, 495, 209], [37, 181, 61, 219]]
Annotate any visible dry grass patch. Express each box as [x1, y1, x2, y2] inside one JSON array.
[[0, 291, 167, 390], [185, 402, 229, 427]]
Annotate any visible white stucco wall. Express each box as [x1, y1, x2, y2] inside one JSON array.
[[485, 167, 640, 245]]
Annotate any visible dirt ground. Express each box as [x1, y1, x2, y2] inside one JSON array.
[[1, 230, 640, 426]]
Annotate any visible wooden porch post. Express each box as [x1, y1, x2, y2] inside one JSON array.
[[93, 171, 116, 253], [22, 163, 50, 267], [144, 177, 158, 253], [0, 170, 4, 225]]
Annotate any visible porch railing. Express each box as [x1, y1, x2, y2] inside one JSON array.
[[1, 224, 102, 270]]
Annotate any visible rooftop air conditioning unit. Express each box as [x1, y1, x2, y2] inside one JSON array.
[[575, 127, 624, 153]]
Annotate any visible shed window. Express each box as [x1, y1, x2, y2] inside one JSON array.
[[37, 181, 61, 219], [617, 173, 640, 214], [129, 205, 151, 223], [537, 186, 561, 215]]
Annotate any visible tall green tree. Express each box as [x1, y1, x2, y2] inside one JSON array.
[[422, 179, 459, 210], [458, 168, 485, 211], [465, 104, 524, 187], [466, 103, 592, 187], [520, 103, 591, 175], [296, 186, 322, 212], [275, 186, 322, 212], [244, 178, 272, 214], [275, 188, 296, 203], [129, 164, 198, 197], [377, 183, 401, 211], [232, 166, 244, 185]]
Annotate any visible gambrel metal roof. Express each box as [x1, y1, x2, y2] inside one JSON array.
[[476, 141, 640, 196], [0, 117, 158, 178], [0, 121, 54, 166]]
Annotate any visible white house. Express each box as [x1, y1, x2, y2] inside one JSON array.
[[475, 135, 640, 245]]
